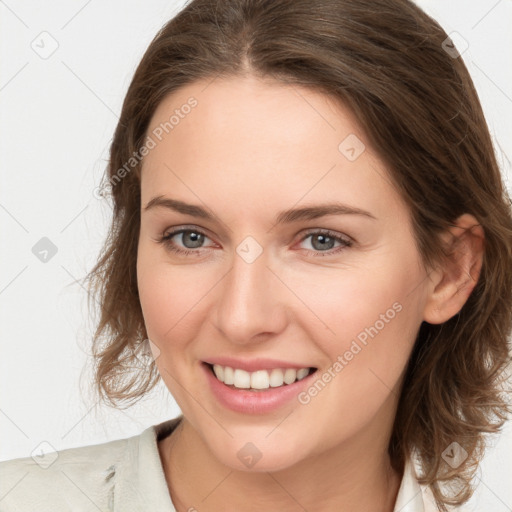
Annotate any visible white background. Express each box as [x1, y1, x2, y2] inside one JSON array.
[[1, 1, 511, 510]]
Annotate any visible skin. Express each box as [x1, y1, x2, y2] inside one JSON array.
[[136, 74, 484, 512]]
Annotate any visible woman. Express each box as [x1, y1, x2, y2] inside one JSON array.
[[1, 0, 511, 511]]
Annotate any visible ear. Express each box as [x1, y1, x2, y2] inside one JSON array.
[[423, 213, 484, 325]]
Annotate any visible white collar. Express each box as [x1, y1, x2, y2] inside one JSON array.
[[393, 459, 426, 511], [113, 417, 437, 512]]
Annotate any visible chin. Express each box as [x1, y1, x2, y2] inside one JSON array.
[[201, 430, 307, 473]]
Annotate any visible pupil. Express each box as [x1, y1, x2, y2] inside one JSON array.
[[313, 234, 334, 251], [184, 231, 204, 248]]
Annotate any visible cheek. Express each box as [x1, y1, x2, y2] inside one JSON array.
[[289, 265, 424, 443], [289, 262, 420, 341], [285, 251, 425, 384], [136, 251, 208, 407], [137, 266, 173, 342], [136, 248, 214, 353]]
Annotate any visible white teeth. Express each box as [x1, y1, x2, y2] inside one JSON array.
[[283, 368, 297, 384], [223, 366, 234, 385], [233, 369, 251, 388], [269, 368, 284, 387], [250, 370, 269, 389], [213, 364, 224, 381], [297, 368, 309, 381], [211, 364, 312, 390]]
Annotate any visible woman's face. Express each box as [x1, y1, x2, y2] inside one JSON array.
[[137, 75, 432, 471]]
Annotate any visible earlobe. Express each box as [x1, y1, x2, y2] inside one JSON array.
[[423, 214, 484, 325]]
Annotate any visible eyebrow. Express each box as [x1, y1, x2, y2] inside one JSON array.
[[143, 196, 377, 224]]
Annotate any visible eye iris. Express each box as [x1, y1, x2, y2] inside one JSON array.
[[183, 231, 204, 248], [311, 234, 335, 251]]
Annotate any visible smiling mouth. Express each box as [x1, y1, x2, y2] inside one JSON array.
[[204, 362, 317, 391]]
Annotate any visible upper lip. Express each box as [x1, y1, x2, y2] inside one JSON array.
[[203, 357, 315, 372]]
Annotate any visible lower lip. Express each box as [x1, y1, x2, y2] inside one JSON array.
[[202, 363, 317, 414]]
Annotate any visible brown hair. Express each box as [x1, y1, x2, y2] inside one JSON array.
[[84, 0, 512, 508]]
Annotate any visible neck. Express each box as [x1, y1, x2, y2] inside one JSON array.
[[158, 416, 402, 512]]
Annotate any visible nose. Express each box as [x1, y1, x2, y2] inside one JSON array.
[[212, 244, 288, 345]]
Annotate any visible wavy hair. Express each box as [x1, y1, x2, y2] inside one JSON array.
[[83, 0, 512, 508]]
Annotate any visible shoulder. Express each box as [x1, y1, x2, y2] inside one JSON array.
[[399, 462, 472, 512], [0, 432, 135, 512], [0, 416, 182, 512]]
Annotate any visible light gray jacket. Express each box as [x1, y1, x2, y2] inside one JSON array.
[[0, 415, 439, 511]]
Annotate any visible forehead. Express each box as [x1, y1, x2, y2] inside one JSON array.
[[145, 75, 362, 157], [140, 75, 408, 224]]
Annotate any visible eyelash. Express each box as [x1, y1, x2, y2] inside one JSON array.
[[157, 227, 353, 257]]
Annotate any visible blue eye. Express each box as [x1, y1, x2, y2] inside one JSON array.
[[159, 228, 214, 256], [299, 230, 352, 256], [158, 228, 352, 257]]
